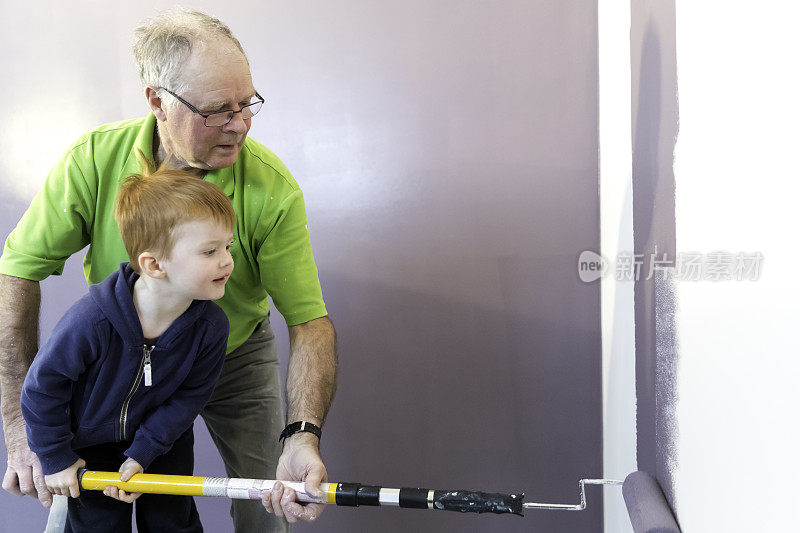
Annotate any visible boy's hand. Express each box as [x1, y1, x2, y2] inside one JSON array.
[[44, 458, 86, 498], [103, 458, 143, 503]]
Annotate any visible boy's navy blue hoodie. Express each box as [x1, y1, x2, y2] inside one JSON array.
[[21, 263, 229, 475]]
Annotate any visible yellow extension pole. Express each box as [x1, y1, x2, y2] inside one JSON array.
[[77, 470, 622, 516], [80, 471, 206, 497], [78, 470, 329, 503], [77, 469, 528, 515]]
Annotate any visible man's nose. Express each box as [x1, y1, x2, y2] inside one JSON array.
[[222, 112, 248, 134]]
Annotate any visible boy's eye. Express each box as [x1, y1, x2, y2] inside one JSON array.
[[204, 249, 216, 255]]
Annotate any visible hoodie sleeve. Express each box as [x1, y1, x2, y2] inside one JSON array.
[[21, 300, 101, 475], [124, 313, 228, 469]]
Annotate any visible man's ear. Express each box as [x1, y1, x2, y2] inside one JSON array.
[[145, 87, 167, 121], [138, 251, 166, 279]]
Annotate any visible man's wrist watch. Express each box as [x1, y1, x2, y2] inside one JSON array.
[[279, 421, 322, 443]]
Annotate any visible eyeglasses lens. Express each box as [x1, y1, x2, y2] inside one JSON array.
[[205, 101, 263, 127]]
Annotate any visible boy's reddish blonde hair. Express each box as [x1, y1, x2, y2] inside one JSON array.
[[115, 154, 236, 273]]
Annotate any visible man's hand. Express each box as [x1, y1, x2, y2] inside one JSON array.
[[262, 316, 335, 523], [0, 274, 43, 503], [43, 458, 85, 499], [261, 433, 327, 523], [1, 415, 52, 507], [262, 316, 336, 524], [103, 457, 143, 503]]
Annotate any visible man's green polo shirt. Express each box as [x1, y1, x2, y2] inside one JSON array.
[[0, 114, 327, 354]]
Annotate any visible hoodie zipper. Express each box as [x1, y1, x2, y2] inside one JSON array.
[[119, 345, 153, 441]]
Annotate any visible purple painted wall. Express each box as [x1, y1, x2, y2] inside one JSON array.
[[0, 2, 602, 531]]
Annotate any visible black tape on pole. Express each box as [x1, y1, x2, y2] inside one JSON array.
[[335, 483, 360, 506], [432, 490, 525, 516], [399, 488, 429, 509], [334, 481, 523, 515], [356, 485, 381, 506]]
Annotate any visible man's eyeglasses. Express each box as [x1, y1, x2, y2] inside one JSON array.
[[159, 87, 265, 127]]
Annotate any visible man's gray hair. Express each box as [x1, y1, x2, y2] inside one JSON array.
[[133, 8, 248, 106]]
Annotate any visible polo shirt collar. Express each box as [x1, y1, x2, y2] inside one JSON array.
[[118, 114, 158, 184], [205, 163, 235, 198], [121, 114, 235, 198]]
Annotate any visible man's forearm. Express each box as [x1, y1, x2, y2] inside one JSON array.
[[0, 274, 40, 433], [286, 316, 337, 427]]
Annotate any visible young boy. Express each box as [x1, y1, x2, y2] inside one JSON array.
[[21, 161, 235, 531]]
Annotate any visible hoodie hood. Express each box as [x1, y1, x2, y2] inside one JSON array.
[[89, 263, 210, 348]]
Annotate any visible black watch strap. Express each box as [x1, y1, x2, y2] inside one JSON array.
[[279, 421, 322, 443]]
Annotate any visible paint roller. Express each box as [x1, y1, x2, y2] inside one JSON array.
[[622, 471, 681, 533], [77, 469, 622, 516]]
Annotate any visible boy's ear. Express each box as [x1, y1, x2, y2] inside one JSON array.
[[138, 251, 166, 279]]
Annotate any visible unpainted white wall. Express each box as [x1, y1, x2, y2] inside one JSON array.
[[672, 2, 800, 530], [598, 0, 636, 531]]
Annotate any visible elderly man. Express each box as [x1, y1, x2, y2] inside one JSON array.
[[0, 9, 336, 531]]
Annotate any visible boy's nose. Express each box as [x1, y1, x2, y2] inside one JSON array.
[[221, 250, 234, 268]]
